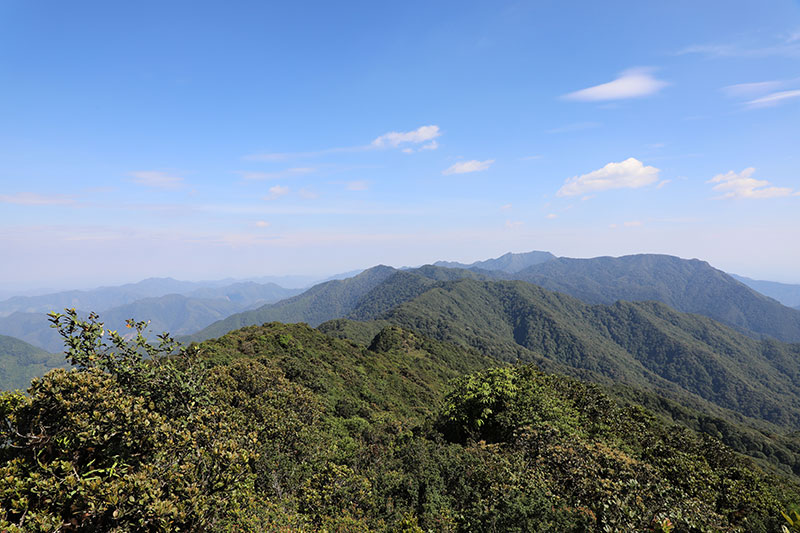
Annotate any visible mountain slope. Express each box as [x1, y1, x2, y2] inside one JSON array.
[[506, 254, 800, 342], [0, 334, 64, 390], [733, 274, 800, 308], [185, 265, 399, 342], [0, 312, 64, 353], [370, 279, 800, 431]]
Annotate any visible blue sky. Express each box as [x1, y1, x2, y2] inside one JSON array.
[[1, 0, 799, 288]]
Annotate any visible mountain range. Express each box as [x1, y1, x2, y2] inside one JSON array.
[[6, 250, 800, 529], [188, 253, 800, 344], [0, 280, 301, 352]]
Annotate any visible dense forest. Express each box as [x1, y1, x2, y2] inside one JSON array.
[[2, 309, 799, 531]]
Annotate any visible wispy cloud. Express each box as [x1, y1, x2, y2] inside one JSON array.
[[557, 157, 660, 197], [246, 125, 441, 161], [505, 220, 523, 228], [721, 79, 800, 108], [746, 89, 800, 108], [442, 159, 495, 175], [254, 220, 271, 228], [263, 185, 289, 200], [679, 40, 800, 58], [708, 168, 794, 199], [238, 167, 315, 180], [722, 80, 784, 98], [562, 68, 668, 102], [500, 203, 513, 211], [520, 154, 543, 160], [129, 171, 185, 190], [546, 213, 558, 219], [0, 192, 76, 205]]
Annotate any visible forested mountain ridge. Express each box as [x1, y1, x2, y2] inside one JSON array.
[[185, 265, 402, 342], [437, 252, 800, 342], [2, 311, 798, 531], [364, 278, 800, 430]]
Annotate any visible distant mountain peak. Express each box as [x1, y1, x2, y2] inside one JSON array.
[[433, 250, 555, 273]]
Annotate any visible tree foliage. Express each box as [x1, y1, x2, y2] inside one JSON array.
[[1, 310, 798, 531]]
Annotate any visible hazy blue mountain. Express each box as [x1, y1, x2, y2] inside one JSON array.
[[732, 274, 800, 308], [0, 277, 210, 317], [433, 250, 555, 273], [0, 312, 64, 353], [185, 265, 398, 342], [0, 278, 300, 318], [0, 334, 64, 390], [506, 254, 800, 342], [184, 281, 301, 304], [0, 283, 301, 352]]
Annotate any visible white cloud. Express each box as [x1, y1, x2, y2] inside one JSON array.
[[546, 213, 558, 219], [371, 125, 441, 148], [505, 220, 523, 228], [562, 68, 668, 102], [255, 220, 270, 228], [0, 192, 75, 205], [656, 179, 671, 189], [263, 185, 289, 200], [746, 89, 800, 108], [442, 159, 495, 175], [557, 158, 660, 197], [624, 220, 643, 227], [239, 167, 315, 180], [708, 168, 794, 199], [500, 203, 513, 211], [346, 180, 369, 191]]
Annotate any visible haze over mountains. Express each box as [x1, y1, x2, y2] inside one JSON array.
[[0, 279, 302, 353]]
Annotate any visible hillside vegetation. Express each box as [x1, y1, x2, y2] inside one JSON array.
[[0, 334, 64, 390], [493, 254, 800, 343], [2, 310, 798, 531]]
